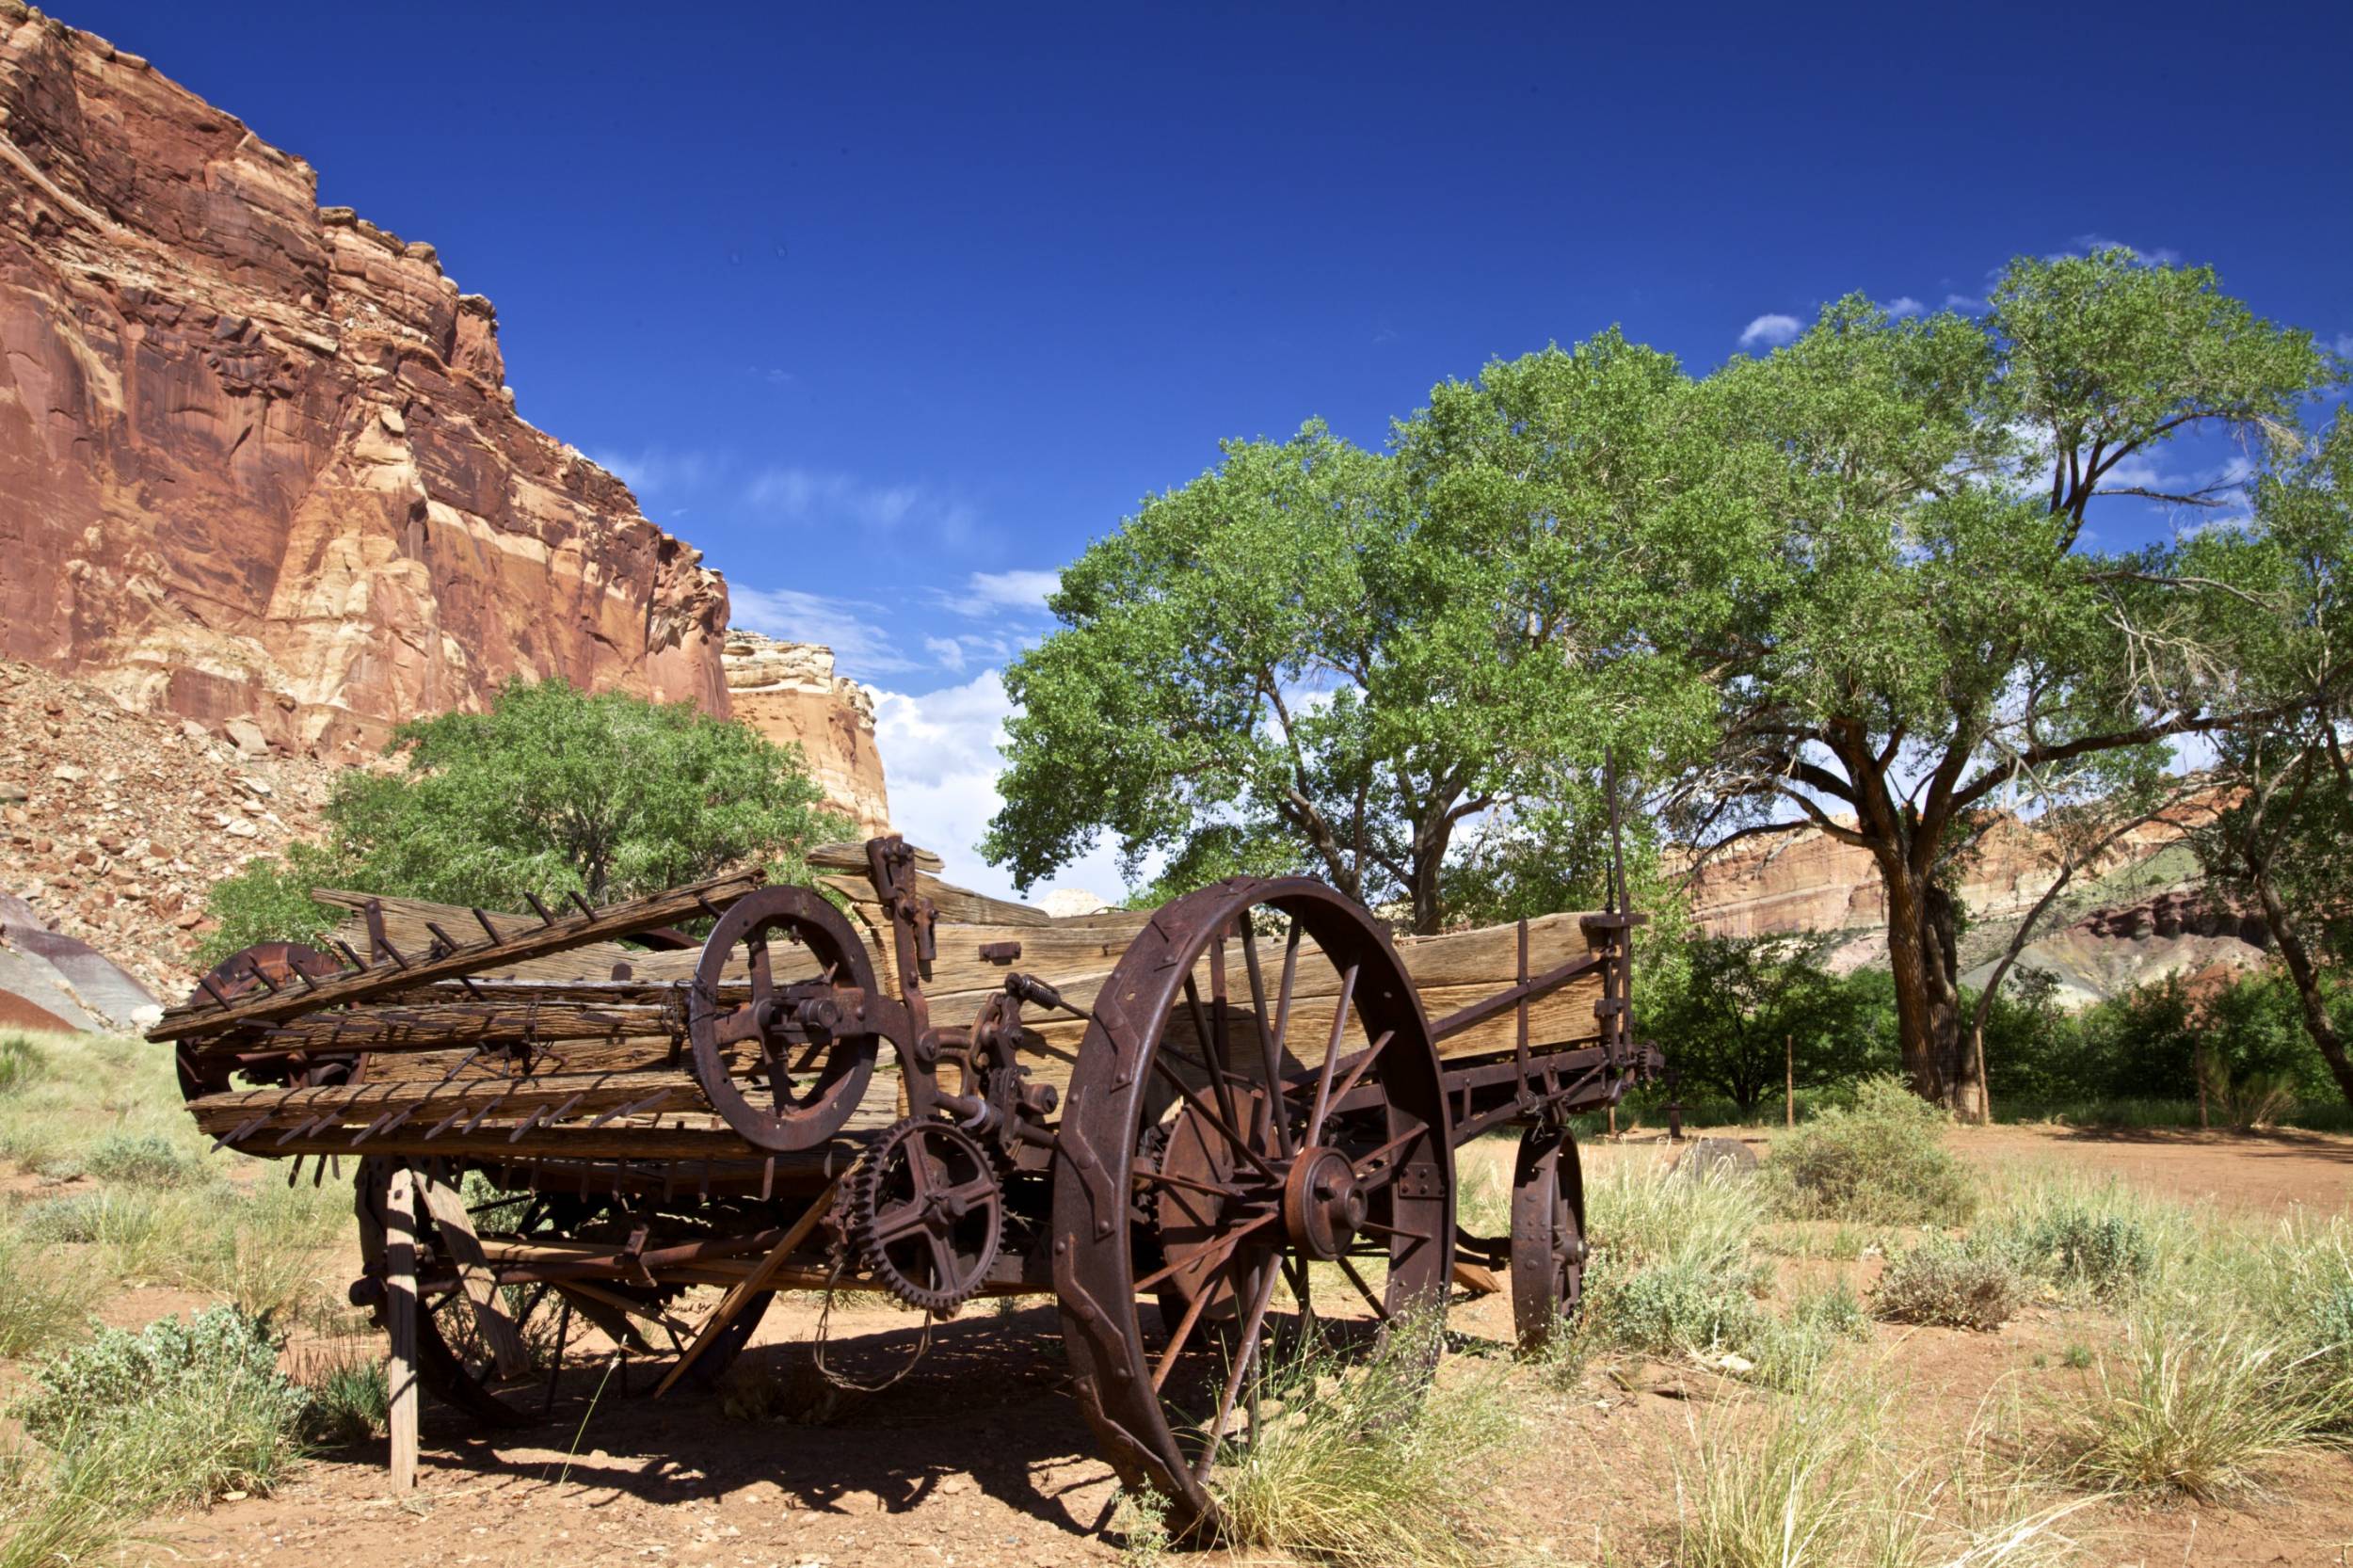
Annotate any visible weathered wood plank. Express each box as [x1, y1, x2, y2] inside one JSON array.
[[153, 872, 769, 1041]]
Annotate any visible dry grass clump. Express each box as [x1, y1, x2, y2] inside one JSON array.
[[1206, 1313, 1524, 1567], [2041, 1309, 2348, 1499], [1679, 1365, 2089, 1568], [0, 1231, 100, 1356]]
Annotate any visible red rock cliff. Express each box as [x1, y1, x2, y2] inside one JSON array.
[[0, 6, 730, 753]]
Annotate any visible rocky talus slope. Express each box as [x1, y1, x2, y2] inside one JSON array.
[[0, 659, 337, 1002], [0, 5, 731, 755]]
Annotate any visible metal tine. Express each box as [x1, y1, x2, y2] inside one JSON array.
[[423, 921, 460, 960], [422, 1100, 472, 1142], [332, 939, 372, 973], [584, 1090, 670, 1130], [247, 960, 282, 996], [376, 936, 412, 970], [349, 1105, 403, 1147], [471, 907, 504, 944], [196, 973, 233, 1008], [292, 964, 321, 992], [458, 1091, 513, 1137], [523, 890, 557, 926], [567, 890, 598, 920], [275, 1112, 335, 1147]]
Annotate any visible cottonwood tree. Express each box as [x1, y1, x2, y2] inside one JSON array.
[[1644, 933, 1881, 1117], [1417, 250, 2334, 1115], [2190, 410, 2353, 1104], [983, 418, 1656, 931], [202, 680, 845, 961]]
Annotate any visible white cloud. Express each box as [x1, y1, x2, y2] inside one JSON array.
[[2061, 234, 2182, 265], [2334, 333, 2353, 359], [586, 447, 721, 501], [922, 635, 968, 673], [742, 467, 980, 544], [936, 568, 1062, 617], [1885, 296, 1925, 317], [1737, 313, 1801, 349], [1943, 292, 1986, 312], [728, 585, 920, 676], [871, 670, 1134, 904]]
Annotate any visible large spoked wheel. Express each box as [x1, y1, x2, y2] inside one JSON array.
[[688, 886, 881, 1151], [355, 1161, 766, 1427], [1052, 877, 1454, 1537], [1509, 1127, 1586, 1353]]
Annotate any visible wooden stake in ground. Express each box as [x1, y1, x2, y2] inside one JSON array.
[[417, 1165, 529, 1377], [654, 1176, 842, 1398], [384, 1163, 421, 1493], [1785, 1033, 1795, 1128]]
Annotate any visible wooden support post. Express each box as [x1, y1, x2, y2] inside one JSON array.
[[384, 1163, 421, 1493], [1785, 1033, 1795, 1128], [654, 1177, 840, 1398]]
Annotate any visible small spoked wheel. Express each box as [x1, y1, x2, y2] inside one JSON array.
[[1509, 1126, 1586, 1352], [355, 1161, 766, 1426], [687, 886, 881, 1151], [1052, 877, 1454, 1537]]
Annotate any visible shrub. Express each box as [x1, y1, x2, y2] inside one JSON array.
[[0, 1032, 44, 1095], [86, 1130, 205, 1187], [13, 1307, 312, 1507], [1770, 1077, 1977, 1224], [1208, 1313, 1521, 1567], [1588, 1260, 1766, 1358], [1873, 1236, 2026, 1330], [1576, 1159, 1769, 1359]]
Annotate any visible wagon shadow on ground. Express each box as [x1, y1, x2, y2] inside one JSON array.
[[363, 1300, 1126, 1538], [2044, 1122, 2353, 1164]]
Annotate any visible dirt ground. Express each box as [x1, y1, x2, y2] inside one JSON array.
[[132, 1124, 2353, 1567]]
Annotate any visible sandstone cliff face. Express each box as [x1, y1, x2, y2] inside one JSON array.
[[722, 633, 890, 837], [0, 7, 730, 754]]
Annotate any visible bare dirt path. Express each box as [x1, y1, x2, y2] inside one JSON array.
[[140, 1128, 2353, 1567]]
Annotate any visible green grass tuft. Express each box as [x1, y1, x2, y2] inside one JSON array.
[[1769, 1077, 1977, 1225], [1873, 1236, 2027, 1330]]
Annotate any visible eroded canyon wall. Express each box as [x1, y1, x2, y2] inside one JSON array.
[[0, 6, 730, 754]]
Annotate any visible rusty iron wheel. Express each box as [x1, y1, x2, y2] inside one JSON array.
[[687, 886, 881, 1152], [354, 1160, 766, 1426], [1509, 1127, 1586, 1353], [1051, 877, 1454, 1538]]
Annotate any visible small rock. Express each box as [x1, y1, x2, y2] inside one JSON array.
[[51, 762, 86, 783], [233, 775, 273, 798], [1675, 1137, 1761, 1179], [223, 718, 268, 757], [222, 819, 259, 840], [0, 783, 24, 803]]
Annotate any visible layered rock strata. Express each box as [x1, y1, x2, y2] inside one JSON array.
[[0, 7, 730, 754], [721, 633, 890, 837]]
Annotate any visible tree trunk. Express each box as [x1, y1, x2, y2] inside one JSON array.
[[1882, 867, 1984, 1117], [2248, 858, 2353, 1108]]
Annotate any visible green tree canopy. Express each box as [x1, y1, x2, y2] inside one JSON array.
[[1643, 934, 1886, 1116], [201, 680, 847, 963]]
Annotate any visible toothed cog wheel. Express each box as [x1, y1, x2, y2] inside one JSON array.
[[851, 1116, 1004, 1315]]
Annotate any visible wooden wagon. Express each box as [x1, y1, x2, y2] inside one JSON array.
[[150, 836, 1654, 1535]]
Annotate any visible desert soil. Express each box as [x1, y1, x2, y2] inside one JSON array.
[[134, 1124, 2353, 1567]]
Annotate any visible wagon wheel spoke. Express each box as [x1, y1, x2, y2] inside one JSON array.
[[1137, 1209, 1276, 1301], [1349, 1119, 1431, 1189], [1193, 1261, 1283, 1480], [1238, 925, 1294, 1158], [1303, 963, 1361, 1147], [1144, 1051, 1282, 1182], [1335, 1255, 1391, 1321], [924, 1229, 958, 1291]]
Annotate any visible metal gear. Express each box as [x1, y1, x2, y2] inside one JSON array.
[[851, 1116, 1005, 1315]]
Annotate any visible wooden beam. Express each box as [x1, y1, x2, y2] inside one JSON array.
[[152, 871, 768, 1041], [654, 1176, 841, 1397], [416, 1166, 531, 1378]]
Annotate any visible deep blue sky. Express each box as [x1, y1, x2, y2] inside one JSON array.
[[60, 0, 2353, 895]]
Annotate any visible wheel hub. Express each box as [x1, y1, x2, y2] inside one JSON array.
[[1281, 1145, 1365, 1260]]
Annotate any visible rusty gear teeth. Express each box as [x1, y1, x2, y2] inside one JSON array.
[[850, 1116, 1005, 1315]]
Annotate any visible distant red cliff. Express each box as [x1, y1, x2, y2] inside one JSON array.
[[0, 3, 730, 755]]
